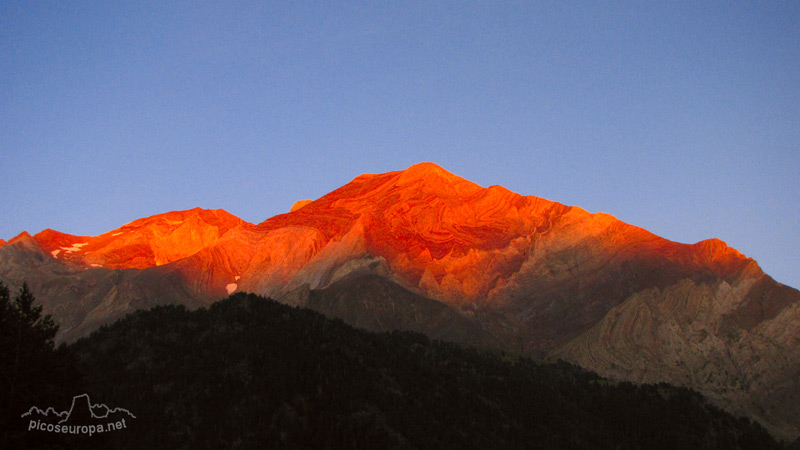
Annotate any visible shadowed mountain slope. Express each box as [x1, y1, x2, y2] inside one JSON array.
[[2, 162, 798, 438], [68, 293, 783, 450]]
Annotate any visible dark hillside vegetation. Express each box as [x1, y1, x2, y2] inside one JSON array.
[[0, 281, 109, 449], [66, 293, 782, 450]]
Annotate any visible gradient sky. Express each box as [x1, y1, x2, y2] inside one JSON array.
[[2, 2, 798, 288]]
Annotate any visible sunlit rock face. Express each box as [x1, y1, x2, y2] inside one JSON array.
[[2, 162, 799, 439], [289, 200, 313, 212], [30, 208, 246, 269]]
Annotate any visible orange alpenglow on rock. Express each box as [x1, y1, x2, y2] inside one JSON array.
[[3, 162, 800, 440], [29, 208, 246, 270], [12, 162, 758, 306], [290, 200, 313, 212]]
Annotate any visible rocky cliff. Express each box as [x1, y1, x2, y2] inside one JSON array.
[[2, 162, 798, 439]]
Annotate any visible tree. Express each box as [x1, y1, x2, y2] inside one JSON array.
[[1, 282, 59, 407], [0, 281, 87, 448]]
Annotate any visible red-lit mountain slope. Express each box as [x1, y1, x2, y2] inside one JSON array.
[[29, 208, 246, 269], [1, 163, 798, 438]]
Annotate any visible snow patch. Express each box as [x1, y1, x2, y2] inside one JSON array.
[[226, 283, 238, 295], [51, 249, 61, 257], [61, 242, 88, 253], [111, 232, 123, 236], [234, 275, 240, 281], [90, 264, 102, 268]]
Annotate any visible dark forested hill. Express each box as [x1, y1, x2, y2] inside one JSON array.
[[65, 293, 782, 450]]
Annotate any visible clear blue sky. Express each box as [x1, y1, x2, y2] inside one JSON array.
[[2, 2, 798, 288]]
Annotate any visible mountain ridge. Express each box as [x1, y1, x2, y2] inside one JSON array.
[[1, 162, 798, 439]]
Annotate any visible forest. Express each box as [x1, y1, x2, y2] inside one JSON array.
[[0, 282, 793, 449]]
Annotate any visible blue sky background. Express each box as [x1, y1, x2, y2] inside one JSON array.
[[2, 2, 798, 288]]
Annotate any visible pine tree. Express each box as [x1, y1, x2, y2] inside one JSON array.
[[0, 281, 87, 448], [1, 282, 59, 409]]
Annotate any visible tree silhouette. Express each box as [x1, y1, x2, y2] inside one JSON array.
[[71, 293, 785, 450], [0, 281, 96, 449]]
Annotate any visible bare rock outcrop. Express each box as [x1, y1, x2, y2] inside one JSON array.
[[2, 162, 798, 438]]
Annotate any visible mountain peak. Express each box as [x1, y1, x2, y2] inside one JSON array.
[[399, 162, 455, 179], [290, 200, 313, 212], [2, 163, 797, 439], [691, 237, 748, 260], [121, 207, 244, 230], [395, 162, 480, 193], [9, 231, 33, 243]]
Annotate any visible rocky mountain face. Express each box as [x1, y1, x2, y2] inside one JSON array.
[[2, 162, 798, 439]]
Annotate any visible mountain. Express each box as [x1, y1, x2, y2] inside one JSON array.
[[2, 162, 799, 439], [68, 293, 782, 450]]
